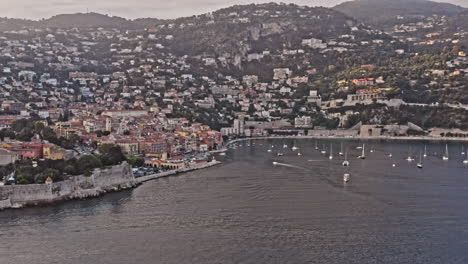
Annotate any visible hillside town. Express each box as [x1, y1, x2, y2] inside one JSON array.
[[0, 3, 467, 185]]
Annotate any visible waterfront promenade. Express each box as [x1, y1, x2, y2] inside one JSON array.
[[136, 160, 222, 184]]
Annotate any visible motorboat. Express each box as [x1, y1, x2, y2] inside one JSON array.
[[343, 173, 350, 183]]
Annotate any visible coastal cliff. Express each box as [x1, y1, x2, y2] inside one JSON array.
[[0, 162, 137, 209]]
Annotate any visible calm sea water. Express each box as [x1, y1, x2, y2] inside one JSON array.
[[0, 139, 467, 264]]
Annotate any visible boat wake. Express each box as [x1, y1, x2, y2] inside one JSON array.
[[272, 162, 307, 170]]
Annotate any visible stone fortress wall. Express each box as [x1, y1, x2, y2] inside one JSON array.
[[0, 162, 137, 209]]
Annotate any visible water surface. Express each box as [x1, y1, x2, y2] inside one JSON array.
[[1, 139, 467, 264]]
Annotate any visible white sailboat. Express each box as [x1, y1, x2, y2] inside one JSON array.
[[342, 151, 350, 166], [315, 141, 319, 150], [461, 145, 466, 156], [423, 145, 427, 158], [329, 143, 333, 160], [277, 152, 284, 156], [339, 142, 344, 156], [417, 152, 423, 169], [463, 151, 468, 164], [442, 144, 449, 161], [406, 147, 414, 162], [358, 144, 366, 159], [297, 152, 302, 156]]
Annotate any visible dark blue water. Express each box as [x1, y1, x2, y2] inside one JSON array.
[[0, 139, 467, 264]]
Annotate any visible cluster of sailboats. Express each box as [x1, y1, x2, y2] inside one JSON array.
[[271, 141, 468, 183]]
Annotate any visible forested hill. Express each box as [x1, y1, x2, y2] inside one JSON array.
[[334, 0, 465, 29]]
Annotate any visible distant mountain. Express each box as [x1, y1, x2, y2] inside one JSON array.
[[334, 0, 466, 28]]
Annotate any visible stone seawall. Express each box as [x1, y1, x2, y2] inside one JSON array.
[[0, 162, 138, 210], [137, 161, 221, 183]]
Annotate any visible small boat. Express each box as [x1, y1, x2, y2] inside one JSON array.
[[321, 144, 327, 155], [356, 145, 363, 150], [329, 143, 333, 160], [343, 173, 350, 183], [423, 145, 427, 158], [392, 163, 396, 167], [277, 153, 284, 156], [219, 153, 226, 156], [342, 152, 350, 167], [388, 153, 393, 158], [267, 149, 272, 153], [283, 143, 288, 149], [273, 162, 278, 166], [463, 150, 468, 164], [339, 142, 344, 156], [461, 145, 466, 156], [358, 144, 366, 159], [297, 152, 302, 156], [442, 144, 449, 161], [417, 152, 423, 169], [292, 141, 298, 151], [315, 141, 319, 150]]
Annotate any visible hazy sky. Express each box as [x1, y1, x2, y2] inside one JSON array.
[[1, 0, 466, 20]]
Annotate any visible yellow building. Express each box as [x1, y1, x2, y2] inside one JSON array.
[[43, 145, 66, 160]]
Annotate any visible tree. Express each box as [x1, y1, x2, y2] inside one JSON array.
[[16, 173, 34, 185], [127, 156, 145, 167], [98, 144, 126, 166], [78, 155, 102, 175], [248, 104, 256, 115]]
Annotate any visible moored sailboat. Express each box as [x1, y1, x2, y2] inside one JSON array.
[[358, 144, 366, 159], [417, 152, 423, 169], [342, 151, 350, 166], [442, 144, 449, 161]]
